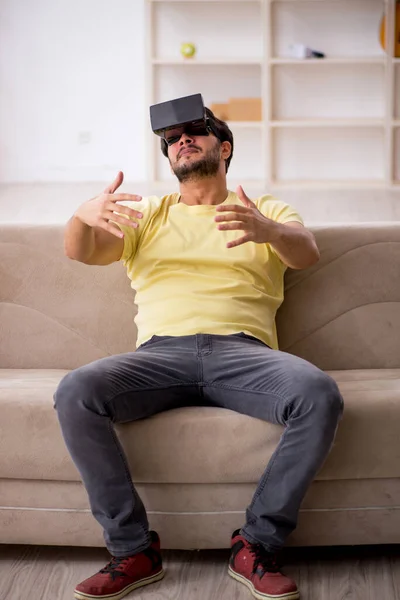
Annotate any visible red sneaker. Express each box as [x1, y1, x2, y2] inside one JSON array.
[[74, 531, 164, 600], [228, 530, 299, 600]]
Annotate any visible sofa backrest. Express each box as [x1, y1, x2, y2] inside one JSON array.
[[1, 224, 400, 370], [277, 223, 400, 370]]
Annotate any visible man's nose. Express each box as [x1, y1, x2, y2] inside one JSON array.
[[179, 133, 193, 145]]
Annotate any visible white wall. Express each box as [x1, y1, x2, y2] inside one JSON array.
[[0, 0, 392, 187], [0, 0, 399, 224], [0, 0, 146, 183]]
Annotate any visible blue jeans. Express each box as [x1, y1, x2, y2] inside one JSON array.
[[53, 333, 343, 556]]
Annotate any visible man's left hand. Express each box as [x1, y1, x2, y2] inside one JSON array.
[[215, 185, 280, 249]]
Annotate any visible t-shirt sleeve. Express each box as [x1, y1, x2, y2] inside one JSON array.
[[257, 195, 304, 226]]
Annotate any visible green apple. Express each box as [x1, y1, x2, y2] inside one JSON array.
[[180, 42, 196, 59]]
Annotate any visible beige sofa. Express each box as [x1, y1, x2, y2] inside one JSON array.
[[1, 223, 400, 550]]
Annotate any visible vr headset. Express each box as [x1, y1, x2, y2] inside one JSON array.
[[149, 93, 218, 146]]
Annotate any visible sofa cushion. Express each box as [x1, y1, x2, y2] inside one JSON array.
[[1, 368, 400, 483], [2, 224, 400, 372], [277, 224, 400, 371]]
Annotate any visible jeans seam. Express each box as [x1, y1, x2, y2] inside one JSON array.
[[197, 356, 204, 385], [248, 424, 291, 511], [203, 334, 212, 356], [107, 419, 151, 549]]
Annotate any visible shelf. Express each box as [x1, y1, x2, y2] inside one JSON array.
[[270, 180, 387, 190], [271, 57, 384, 65], [271, 119, 384, 128], [152, 58, 262, 66], [150, 0, 260, 2]]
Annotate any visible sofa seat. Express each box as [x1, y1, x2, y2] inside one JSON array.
[[2, 368, 400, 484]]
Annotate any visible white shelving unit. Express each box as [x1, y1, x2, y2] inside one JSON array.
[[146, 0, 399, 190]]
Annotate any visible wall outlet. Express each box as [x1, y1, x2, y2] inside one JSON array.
[[78, 131, 92, 144]]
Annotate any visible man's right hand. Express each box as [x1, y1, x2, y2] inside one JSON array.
[[74, 171, 143, 239]]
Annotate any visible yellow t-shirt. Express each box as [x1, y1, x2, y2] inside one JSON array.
[[117, 191, 303, 349]]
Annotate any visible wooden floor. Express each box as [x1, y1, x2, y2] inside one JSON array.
[[1, 544, 399, 600]]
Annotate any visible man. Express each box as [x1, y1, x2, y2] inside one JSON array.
[[54, 101, 344, 600]]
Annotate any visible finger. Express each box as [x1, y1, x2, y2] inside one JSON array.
[[102, 221, 126, 239], [216, 204, 249, 213], [104, 171, 124, 194], [217, 222, 247, 231], [110, 193, 142, 203], [215, 212, 248, 223], [110, 203, 143, 219], [106, 211, 139, 228], [236, 185, 255, 208], [226, 234, 252, 249]]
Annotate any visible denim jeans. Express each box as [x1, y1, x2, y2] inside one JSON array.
[[53, 333, 343, 556]]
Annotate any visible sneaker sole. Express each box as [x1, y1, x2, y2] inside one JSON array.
[[228, 566, 300, 600], [73, 568, 165, 600]]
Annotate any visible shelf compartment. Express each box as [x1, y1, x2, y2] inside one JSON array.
[[272, 0, 384, 59], [150, 0, 260, 3], [270, 180, 386, 190], [272, 63, 384, 121], [155, 64, 261, 106], [273, 127, 385, 182], [271, 58, 385, 65], [271, 120, 384, 127], [152, 0, 262, 61], [152, 59, 262, 65], [395, 65, 400, 120]]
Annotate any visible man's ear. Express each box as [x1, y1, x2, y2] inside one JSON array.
[[221, 141, 232, 161]]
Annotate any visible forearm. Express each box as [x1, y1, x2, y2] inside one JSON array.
[[64, 215, 96, 262], [270, 223, 320, 270]]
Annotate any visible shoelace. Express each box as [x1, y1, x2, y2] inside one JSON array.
[[249, 543, 281, 576], [100, 556, 130, 575]]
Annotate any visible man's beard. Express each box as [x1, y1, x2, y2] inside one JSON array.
[[171, 143, 221, 183]]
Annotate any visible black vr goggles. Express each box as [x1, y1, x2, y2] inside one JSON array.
[[149, 93, 218, 146]]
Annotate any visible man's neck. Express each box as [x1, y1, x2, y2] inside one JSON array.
[[178, 176, 229, 206]]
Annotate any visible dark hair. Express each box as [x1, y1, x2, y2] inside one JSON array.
[[160, 107, 234, 173]]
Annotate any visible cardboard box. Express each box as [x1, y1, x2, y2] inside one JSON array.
[[228, 97, 262, 121], [209, 103, 230, 121]]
